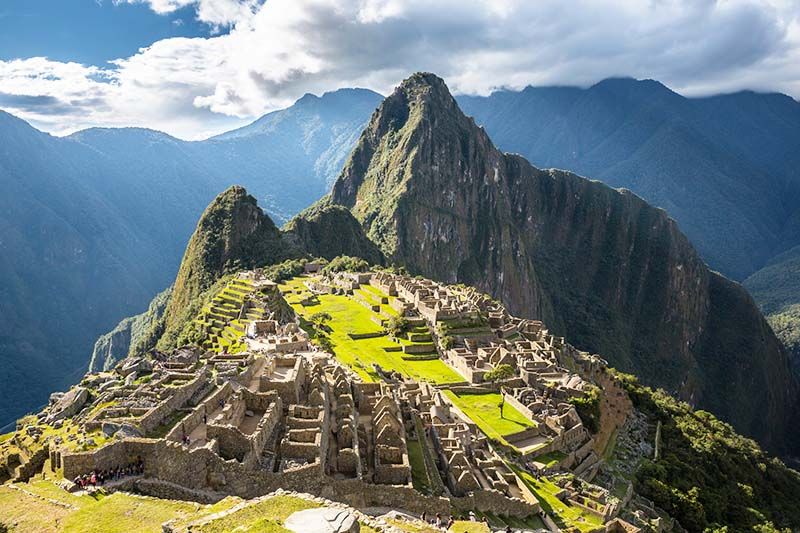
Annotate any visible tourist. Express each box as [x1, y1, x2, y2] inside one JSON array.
[[435, 513, 443, 527], [421, 512, 427, 524], [468, 510, 476, 521]]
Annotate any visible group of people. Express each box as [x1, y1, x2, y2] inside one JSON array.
[[72, 458, 144, 489], [419, 512, 455, 529], [418, 511, 516, 532]]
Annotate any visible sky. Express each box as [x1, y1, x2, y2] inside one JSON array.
[[0, 0, 799, 140]]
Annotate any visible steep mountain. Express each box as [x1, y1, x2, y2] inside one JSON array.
[[125, 186, 382, 357], [745, 245, 800, 373], [282, 203, 385, 265], [88, 287, 172, 373], [0, 88, 380, 427], [329, 72, 800, 456], [456, 80, 800, 282], [156, 186, 293, 350]]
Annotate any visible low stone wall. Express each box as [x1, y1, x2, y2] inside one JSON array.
[[402, 343, 436, 354], [503, 391, 537, 423], [138, 370, 209, 435], [348, 331, 386, 340]]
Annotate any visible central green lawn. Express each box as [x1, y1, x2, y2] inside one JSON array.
[[281, 277, 462, 385], [443, 391, 534, 443]]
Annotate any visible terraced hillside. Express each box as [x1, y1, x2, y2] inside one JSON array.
[[184, 276, 266, 354]]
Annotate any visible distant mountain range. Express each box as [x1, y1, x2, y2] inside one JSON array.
[[457, 78, 800, 282], [0, 88, 381, 425], [2, 74, 800, 437]]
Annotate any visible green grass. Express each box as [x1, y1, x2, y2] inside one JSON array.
[[387, 517, 441, 533], [449, 521, 490, 532], [533, 450, 567, 468], [281, 277, 463, 385], [195, 495, 319, 533], [0, 480, 232, 533], [407, 438, 431, 494], [443, 391, 534, 444], [510, 468, 604, 532], [0, 432, 13, 444]]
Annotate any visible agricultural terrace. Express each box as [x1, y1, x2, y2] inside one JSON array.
[[442, 391, 534, 446], [511, 467, 605, 532], [279, 276, 463, 385], [187, 277, 266, 354]]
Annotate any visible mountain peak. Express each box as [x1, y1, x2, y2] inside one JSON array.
[[156, 185, 289, 349], [330, 71, 488, 234]]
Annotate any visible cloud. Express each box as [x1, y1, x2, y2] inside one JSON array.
[[117, 0, 262, 28], [1, 0, 799, 139]]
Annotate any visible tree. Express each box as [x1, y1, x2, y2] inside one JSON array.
[[386, 316, 409, 337], [309, 312, 332, 332], [485, 364, 515, 382]]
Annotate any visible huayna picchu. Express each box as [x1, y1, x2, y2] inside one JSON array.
[[1, 72, 800, 533]]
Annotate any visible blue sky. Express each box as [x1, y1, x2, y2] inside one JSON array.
[[0, 0, 211, 66], [0, 0, 798, 140]]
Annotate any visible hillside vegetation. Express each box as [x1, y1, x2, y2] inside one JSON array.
[[615, 371, 800, 532]]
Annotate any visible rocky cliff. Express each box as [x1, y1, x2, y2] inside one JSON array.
[[330, 73, 799, 456]]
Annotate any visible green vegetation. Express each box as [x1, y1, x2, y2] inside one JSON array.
[[484, 364, 515, 382], [386, 517, 440, 533], [195, 495, 318, 533], [321, 254, 370, 274], [407, 438, 431, 494], [569, 385, 601, 433], [533, 450, 567, 468], [177, 275, 260, 353], [615, 371, 800, 532], [0, 480, 238, 533], [387, 315, 410, 337], [157, 186, 293, 351], [443, 391, 534, 445], [281, 276, 462, 384], [512, 468, 604, 532], [448, 521, 490, 533], [262, 258, 310, 283]]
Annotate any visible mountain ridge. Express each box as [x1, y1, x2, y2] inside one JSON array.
[[0, 88, 381, 426], [327, 72, 799, 456]]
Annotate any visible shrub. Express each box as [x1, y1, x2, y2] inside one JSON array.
[[484, 364, 515, 382], [569, 385, 600, 433], [321, 255, 370, 274], [263, 258, 307, 283], [386, 316, 409, 337]]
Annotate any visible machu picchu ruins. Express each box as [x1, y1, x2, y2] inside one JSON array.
[[0, 264, 670, 532]]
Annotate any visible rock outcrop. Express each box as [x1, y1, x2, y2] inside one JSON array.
[[329, 72, 799, 456]]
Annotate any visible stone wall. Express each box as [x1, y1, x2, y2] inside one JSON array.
[[138, 370, 209, 435]]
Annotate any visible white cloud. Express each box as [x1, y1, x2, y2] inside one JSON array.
[[117, 0, 261, 28], [1, 0, 799, 139]]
